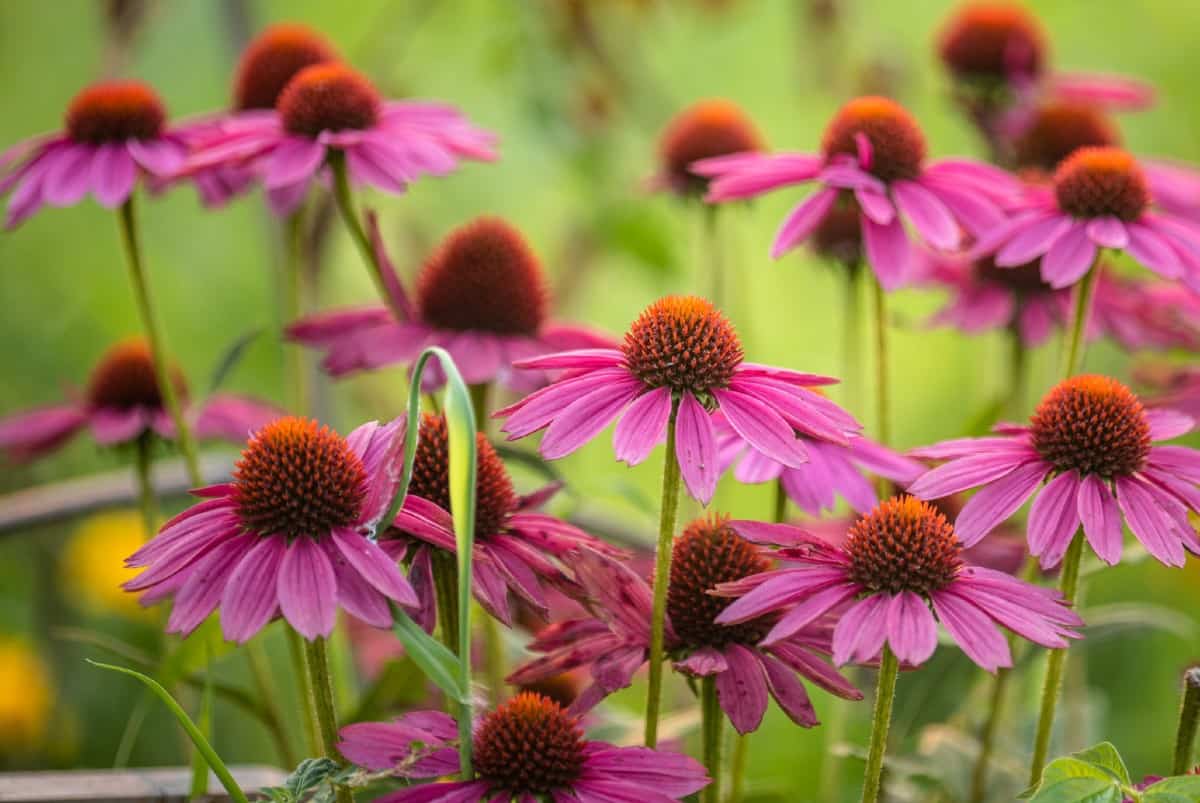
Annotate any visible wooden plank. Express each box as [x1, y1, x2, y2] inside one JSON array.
[[0, 765, 286, 802]]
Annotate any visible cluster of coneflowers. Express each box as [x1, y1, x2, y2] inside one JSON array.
[[3, 4, 1200, 803]]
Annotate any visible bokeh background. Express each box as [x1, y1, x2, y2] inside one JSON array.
[[1, 1, 1198, 800]]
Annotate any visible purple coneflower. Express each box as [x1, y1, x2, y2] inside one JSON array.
[[0, 338, 281, 460], [909, 375, 1200, 568], [382, 413, 622, 630], [124, 415, 418, 642], [1140, 364, 1200, 422], [714, 497, 1082, 672], [338, 693, 710, 803], [509, 519, 862, 733], [979, 147, 1200, 291], [496, 294, 857, 504], [649, 99, 763, 198], [288, 215, 613, 391], [714, 412, 923, 516], [184, 62, 496, 215], [692, 96, 1017, 289], [1, 81, 190, 228]]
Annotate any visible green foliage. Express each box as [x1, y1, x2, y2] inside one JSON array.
[[1025, 742, 1200, 802], [261, 757, 340, 803]]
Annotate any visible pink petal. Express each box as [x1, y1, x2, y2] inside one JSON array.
[[759, 653, 818, 727], [0, 403, 86, 459], [994, 214, 1071, 266], [675, 392, 719, 504], [1041, 223, 1097, 289], [930, 591, 1011, 672], [893, 180, 959, 251], [166, 534, 257, 635], [1116, 476, 1187, 567], [539, 381, 641, 459], [675, 646, 728, 676], [855, 186, 895, 225], [885, 591, 939, 666], [713, 388, 807, 469], [831, 595, 889, 665], [770, 187, 836, 258], [220, 536, 286, 643], [1126, 221, 1183, 278], [907, 452, 1032, 500], [277, 536, 338, 639], [42, 143, 95, 206], [1086, 217, 1128, 248], [1026, 471, 1082, 568], [127, 137, 187, 176], [1077, 474, 1123, 566], [90, 143, 137, 207], [330, 527, 419, 606], [762, 583, 860, 645], [955, 460, 1046, 546], [612, 387, 671, 465], [861, 213, 912, 291], [715, 643, 769, 734], [264, 137, 326, 189], [1146, 408, 1195, 441]]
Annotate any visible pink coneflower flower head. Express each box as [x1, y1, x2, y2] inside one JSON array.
[[383, 412, 622, 630], [715, 412, 924, 515], [650, 99, 763, 197], [910, 375, 1200, 568], [982, 146, 1200, 290], [510, 522, 862, 734], [338, 693, 710, 802], [715, 497, 1083, 672], [1, 81, 189, 227], [496, 295, 858, 503], [937, 2, 1046, 89], [287, 215, 614, 390], [0, 338, 281, 460], [184, 62, 496, 215], [123, 415, 418, 642], [693, 96, 1018, 289]]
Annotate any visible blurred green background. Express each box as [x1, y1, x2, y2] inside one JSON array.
[[1, 1, 1198, 800]]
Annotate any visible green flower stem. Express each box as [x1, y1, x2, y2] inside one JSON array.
[[861, 645, 899, 803], [133, 435, 160, 539], [283, 209, 310, 414], [285, 627, 320, 756], [1006, 325, 1028, 420], [703, 204, 724, 308], [1062, 264, 1099, 379], [968, 658, 1011, 803], [242, 642, 297, 768], [116, 198, 201, 487], [303, 635, 354, 803], [645, 398, 682, 748], [1173, 668, 1200, 775], [1029, 533, 1085, 785], [700, 676, 723, 803], [871, 277, 890, 447], [432, 550, 461, 657], [771, 478, 788, 525], [842, 263, 863, 411], [328, 152, 406, 321], [729, 732, 749, 803]]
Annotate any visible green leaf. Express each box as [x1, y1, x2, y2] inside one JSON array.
[[1071, 743, 1130, 784], [1029, 777, 1122, 803], [208, 328, 263, 393], [1144, 776, 1200, 795], [1041, 757, 1124, 786], [388, 603, 467, 704], [1141, 792, 1195, 803], [86, 660, 248, 803]]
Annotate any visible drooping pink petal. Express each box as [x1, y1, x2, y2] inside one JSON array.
[[577, 743, 710, 797], [166, 534, 257, 635], [715, 643, 770, 734], [42, 143, 95, 206], [1126, 221, 1183, 279], [675, 646, 728, 676], [330, 527, 418, 606], [1026, 471, 1082, 567], [771, 187, 836, 258], [994, 214, 1071, 266], [1146, 408, 1195, 441], [328, 541, 393, 628], [498, 368, 633, 438], [264, 137, 327, 189], [831, 594, 889, 665], [907, 452, 1034, 501], [0, 403, 87, 459], [1041, 223, 1098, 289], [220, 535, 287, 643], [767, 642, 862, 700], [1147, 446, 1200, 483], [674, 392, 719, 504], [885, 591, 939, 666], [1073, 474, 1121, 567], [612, 387, 671, 466], [713, 388, 807, 469], [1116, 476, 1187, 567], [89, 407, 150, 445], [277, 536, 338, 640], [127, 137, 187, 176], [861, 213, 911, 291], [539, 381, 642, 460], [90, 143, 137, 207], [930, 591, 1011, 672], [759, 652, 818, 728], [893, 180, 959, 251], [511, 348, 625, 372]]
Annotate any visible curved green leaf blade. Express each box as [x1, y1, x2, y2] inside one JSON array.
[[388, 603, 467, 704], [86, 660, 248, 803]]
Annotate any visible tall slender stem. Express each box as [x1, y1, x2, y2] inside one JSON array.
[[1174, 668, 1200, 775], [1006, 325, 1028, 420], [871, 278, 890, 446], [432, 550, 460, 656], [700, 676, 723, 803], [303, 635, 353, 803], [1029, 533, 1084, 785], [469, 383, 490, 435], [1062, 265, 1099, 379], [703, 205, 724, 308], [729, 732, 749, 803], [116, 199, 201, 487], [842, 263, 862, 410], [283, 209, 310, 414], [286, 628, 320, 756], [133, 435, 160, 537], [243, 642, 297, 768], [645, 398, 682, 747], [968, 661, 1011, 803], [861, 646, 899, 803], [771, 478, 788, 524], [328, 152, 405, 321]]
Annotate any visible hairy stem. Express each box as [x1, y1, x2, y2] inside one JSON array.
[[328, 152, 405, 320], [701, 676, 723, 803], [303, 635, 354, 803], [645, 399, 682, 747], [861, 646, 899, 803], [1173, 668, 1200, 775]]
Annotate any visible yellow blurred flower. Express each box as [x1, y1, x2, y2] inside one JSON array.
[[0, 638, 52, 753], [61, 509, 151, 619]]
